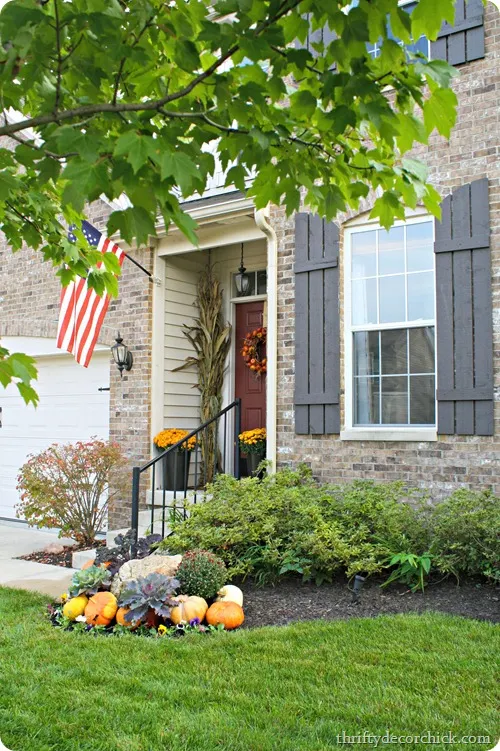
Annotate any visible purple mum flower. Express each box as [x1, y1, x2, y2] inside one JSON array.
[[189, 617, 200, 627]]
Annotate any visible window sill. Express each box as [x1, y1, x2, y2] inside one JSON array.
[[340, 428, 437, 442]]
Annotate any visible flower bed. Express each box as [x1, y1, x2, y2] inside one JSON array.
[[49, 542, 245, 639]]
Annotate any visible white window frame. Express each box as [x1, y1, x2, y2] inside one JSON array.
[[342, 214, 438, 442]]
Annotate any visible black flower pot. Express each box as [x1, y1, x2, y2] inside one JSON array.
[[246, 451, 265, 476], [162, 449, 191, 491]]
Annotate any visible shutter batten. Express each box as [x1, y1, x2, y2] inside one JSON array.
[[294, 213, 340, 435], [435, 179, 494, 436], [431, 0, 485, 64]]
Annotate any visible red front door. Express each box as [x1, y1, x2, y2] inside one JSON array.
[[235, 301, 266, 433]]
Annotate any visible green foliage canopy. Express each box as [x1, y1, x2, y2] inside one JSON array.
[[0, 0, 460, 400]]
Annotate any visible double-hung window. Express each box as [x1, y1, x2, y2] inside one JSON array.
[[345, 218, 436, 432]]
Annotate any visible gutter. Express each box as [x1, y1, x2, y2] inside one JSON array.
[[254, 205, 278, 474]]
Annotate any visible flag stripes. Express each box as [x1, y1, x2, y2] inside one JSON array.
[[56, 223, 125, 367]]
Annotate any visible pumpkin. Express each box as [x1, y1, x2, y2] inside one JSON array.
[[115, 606, 142, 630], [84, 591, 118, 626], [170, 595, 208, 625], [82, 559, 111, 570], [206, 601, 244, 630], [62, 595, 88, 620], [216, 585, 243, 607]]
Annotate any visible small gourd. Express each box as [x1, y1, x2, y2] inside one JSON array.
[[84, 591, 118, 626], [170, 595, 208, 625], [216, 585, 243, 607], [62, 595, 88, 620], [206, 601, 244, 630]]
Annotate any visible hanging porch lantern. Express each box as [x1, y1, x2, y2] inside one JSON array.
[[234, 242, 251, 296]]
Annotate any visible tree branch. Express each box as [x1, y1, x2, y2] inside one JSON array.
[[0, 0, 304, 138], [53, 0, 63, 115]]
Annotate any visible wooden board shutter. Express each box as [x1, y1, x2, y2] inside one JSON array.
[[431, 0, 485, 65], [295, 14, 336, 58], [294, 213, 340, 435], [435, 178, 494, 436]]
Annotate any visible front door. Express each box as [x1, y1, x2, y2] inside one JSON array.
[[234, 301, 266, 435]]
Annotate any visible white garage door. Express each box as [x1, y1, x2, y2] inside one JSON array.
[[0, 338, 110, 520]]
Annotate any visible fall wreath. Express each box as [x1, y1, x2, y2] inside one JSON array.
[[241, 326, 267, 376]]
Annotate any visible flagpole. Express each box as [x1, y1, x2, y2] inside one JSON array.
[[123, 252, 152, 280]]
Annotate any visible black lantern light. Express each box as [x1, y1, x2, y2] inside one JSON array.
[[234, 242, 251, 296], [111, 331, 133, 377]]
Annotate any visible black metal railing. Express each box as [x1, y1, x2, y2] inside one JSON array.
[[131, 398, 241, 540]]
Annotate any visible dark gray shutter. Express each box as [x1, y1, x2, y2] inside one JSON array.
[[294, 213, 340, 435], [431, 0, 485, 65], [295, 14, 336, 58], [435, 178, 494, 436]]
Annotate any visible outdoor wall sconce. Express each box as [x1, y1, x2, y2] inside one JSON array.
[[111, 332, 133, 377], [234, 242, 251, 296]]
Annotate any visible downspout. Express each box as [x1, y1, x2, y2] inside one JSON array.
[[255, 205, 278, 473]]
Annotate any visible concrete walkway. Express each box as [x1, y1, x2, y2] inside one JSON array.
[[0, 521, 77, 598]]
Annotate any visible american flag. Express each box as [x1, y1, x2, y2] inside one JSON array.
[[56, 221, 125, 368]]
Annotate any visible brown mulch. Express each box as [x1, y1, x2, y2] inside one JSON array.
[[18, 540, 106, 568], [239, 576, 500, 628]]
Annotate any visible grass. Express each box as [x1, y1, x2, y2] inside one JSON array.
[[0, 588, 498, 751]]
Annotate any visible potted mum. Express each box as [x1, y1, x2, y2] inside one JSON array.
[[153, 429, 196, 491], [238, 428, 266, 476]]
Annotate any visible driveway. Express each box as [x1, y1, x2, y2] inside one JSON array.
[[0, 521, 77, 598]]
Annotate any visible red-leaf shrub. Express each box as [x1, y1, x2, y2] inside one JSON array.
[[17, 439, 128, 545]]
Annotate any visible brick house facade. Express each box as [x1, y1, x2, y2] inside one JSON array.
[[0, 2, 498, 530]]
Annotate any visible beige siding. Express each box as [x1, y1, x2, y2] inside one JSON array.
[[163, 253, 206, 430]]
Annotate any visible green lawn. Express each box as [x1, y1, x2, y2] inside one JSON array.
[[0, 588, 498, 751]]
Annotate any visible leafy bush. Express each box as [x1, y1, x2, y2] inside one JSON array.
[[119, 573, 180, 622], [94, 529, 162, 575], [381, 553, 433, 592], [16, 439, 128, 545], [175, 550, 227, 600], [163, 469, 424, 584], [162, 469, 499, 588], [428, 489, 500, 583], [69, 566, 112, 597]]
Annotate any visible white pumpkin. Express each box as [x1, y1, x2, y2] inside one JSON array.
[[216, 584, 243, 607]]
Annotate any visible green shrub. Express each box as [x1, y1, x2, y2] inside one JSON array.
[[163, 469, 424, 584], [428, 489, 500, 582], [161, 469, 499, 588], [176, 550, 227, 600]]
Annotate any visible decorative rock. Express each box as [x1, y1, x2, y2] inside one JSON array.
[[43, 542, 66, 555], [111, 554, 182, 598]]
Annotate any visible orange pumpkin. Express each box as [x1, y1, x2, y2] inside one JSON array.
[[170, 595, 208, 625], [206, 601, 244, 630], [84, 591, 118, 626], [115, 606, 141, 630], [81, 559, 111, 571]]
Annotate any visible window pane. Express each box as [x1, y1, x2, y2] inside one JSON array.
[[354, 331, 379, 376], [407, 36, 429, 58], [381, 376, 408, 424], [351, 231, 376, 278], [257, 269, 267, 295], [407, 222, 433, 272], [410, 375, 435, 425], [379, 275, 405, 323], [408, 271, 434, 321], [354, 377, 380, 425], [378, 227, 404, 275], [381, 329, 407, 375], [409, 327, 435, 374], [352, 278, 377, 325]]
